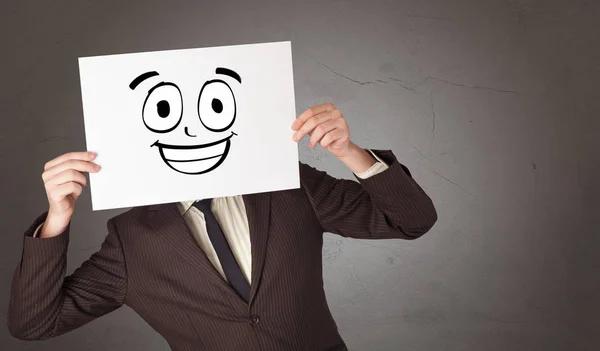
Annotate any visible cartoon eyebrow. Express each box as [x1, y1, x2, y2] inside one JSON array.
[[216, 67, 242, 84], [130, 71, 160, 90]]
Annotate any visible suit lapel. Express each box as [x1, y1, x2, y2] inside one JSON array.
[[142, 202, 246, 305], [143, 193, 272, 306], [242, 192, 271, 305]]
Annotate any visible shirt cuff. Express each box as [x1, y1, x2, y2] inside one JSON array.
[[353, 149, 390, 179], [32, 222, 44, 238]]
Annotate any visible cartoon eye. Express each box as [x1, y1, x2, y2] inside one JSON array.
[[142, 82, 183, 133], [198, 79, 236, 132]]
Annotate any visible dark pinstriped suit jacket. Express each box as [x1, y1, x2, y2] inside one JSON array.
[[8, 149, 437, 350]]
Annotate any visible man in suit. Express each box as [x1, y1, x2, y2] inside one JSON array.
[[8, 102, 437, 350]]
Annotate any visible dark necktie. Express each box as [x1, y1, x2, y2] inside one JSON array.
[[193, 199, 250, 302]]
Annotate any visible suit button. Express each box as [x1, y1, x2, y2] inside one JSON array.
[[249, 315, 260, 325]]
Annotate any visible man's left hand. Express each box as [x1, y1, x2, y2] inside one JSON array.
[[291, 102, 352, 158], [292, 102, 379, 174]]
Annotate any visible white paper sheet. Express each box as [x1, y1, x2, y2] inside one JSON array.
[[78, 41, 299, 210]]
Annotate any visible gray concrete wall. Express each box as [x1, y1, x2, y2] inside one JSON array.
[[1, 0, 598, 350]]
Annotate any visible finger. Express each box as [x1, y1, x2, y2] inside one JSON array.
[[320, 128, 347, 149], [291, 102, 336, 130], [45, 169, 88, 188], [308, 119, 339, 148], [327, 138, 348, 151], [293, 110, 337, 142], [45, 151, 96, 171], [43, 159, 100, 182], [47, 182, 83, 202]]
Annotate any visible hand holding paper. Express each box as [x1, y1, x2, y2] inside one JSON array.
[[40, 151, 101, 237], [291, 102, 377, 174], [291, 102, 351, 157]]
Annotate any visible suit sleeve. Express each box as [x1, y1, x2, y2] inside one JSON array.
[[300, 149, 437, 240], [7, 212, 127, 340]]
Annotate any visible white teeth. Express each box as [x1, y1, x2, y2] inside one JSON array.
[[165, 157, 222, 173], [161, 142, 226, 162], [156, 138, 231, 174]]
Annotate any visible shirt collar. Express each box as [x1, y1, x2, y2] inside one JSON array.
[[178, 200, 197, 215]]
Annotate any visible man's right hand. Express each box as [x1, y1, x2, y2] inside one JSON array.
[[40, 151, 101, 238]]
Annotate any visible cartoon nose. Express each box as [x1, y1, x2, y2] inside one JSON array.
[[184, 126, 197, 137]]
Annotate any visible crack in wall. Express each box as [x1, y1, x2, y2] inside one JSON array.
[[389, 77, 418, 91], [430, 91, 437, 142], [412, 76, 527, 96], [412, 145, 433, 162], [432, 169, 473, 196], [313, 58, 525, 97], [315, 60, 375, 85]]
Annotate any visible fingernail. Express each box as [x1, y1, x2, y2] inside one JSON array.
[[95, 165, 101, 171], [292, 134, 298, 141], [89, 152, 97, 158]]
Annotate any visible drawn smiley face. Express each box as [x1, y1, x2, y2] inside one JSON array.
[[129, 68, 241, 174]]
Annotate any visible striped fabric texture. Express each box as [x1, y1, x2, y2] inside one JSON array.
[[8, 149, 437, 351], [176, 149, 389, 285]]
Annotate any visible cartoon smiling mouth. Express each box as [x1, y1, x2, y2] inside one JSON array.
[[151, 131, 237, 174]]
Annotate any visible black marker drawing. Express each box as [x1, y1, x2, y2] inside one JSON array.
[[130, 67, 241, 175], [215, 67, 242, 83], [142, 82, 184, 133], [198, 79, 236, 132], [129, 71, 159, 90]]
